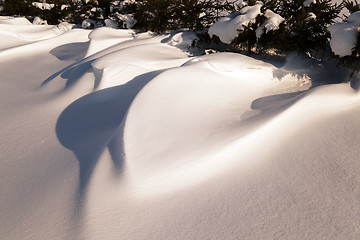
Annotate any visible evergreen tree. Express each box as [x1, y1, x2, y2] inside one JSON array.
[[280, 0, 342, 54], [30, 0, 73, 25], [231, 1, 282, 53], [71, 0, 104, 26], [134, 0, 236, 32], [108, 0, 138, 28], [134, 0, 175, 32], [174, 0, 236, 31], [229, 0, 342, 55], [335, 1, 360, 76], [0, 0, 4, 14], [343, 0, 360, 14], [3, 0, 32, 17]]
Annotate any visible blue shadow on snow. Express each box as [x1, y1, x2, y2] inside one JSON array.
[[56, 70, 163, 210]]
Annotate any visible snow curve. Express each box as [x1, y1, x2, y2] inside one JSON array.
[[1, 22, 360, 240]]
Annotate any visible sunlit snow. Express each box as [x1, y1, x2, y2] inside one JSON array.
[[1, 14, 360, 240]]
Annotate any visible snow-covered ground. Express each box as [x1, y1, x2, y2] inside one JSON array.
[[1, 17, 360, 239]]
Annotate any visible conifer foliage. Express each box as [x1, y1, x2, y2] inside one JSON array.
[[134, 0, 236, 32], [229, 0, 342, 55], [343, 0, 360, 15], [2, 0, 109, 25], [280, 0, 342, 54], [333, 1, 360, 76], [3, 0, 360, 77], [3, 0, 32, 18]]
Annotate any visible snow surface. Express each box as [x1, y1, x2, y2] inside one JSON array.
[[328, 11, 360, 57], [306, 12, 317, 21], [82, 19, 96, 29], [304, 0, 316, 7], [1, 17, 360, 240], [32, 16, 48, 25], [166, 31, 199, 50], [32, 2, 55, 10], [255, 9, 284, 39], [0, 17, 32, 25], [104, 19, 118, 28], [208, 1, 263, 44], [114, 13, 137, 29]]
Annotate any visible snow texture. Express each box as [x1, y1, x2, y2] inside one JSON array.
[[304, 0, 316, 7], [255, 9, 285, 39], [32, 2, 55, 10], [115, 13, 137, 29], [166, 31, 199, 50], [104, 19, 118, 28], [32, 16, 47, 25], [328, 11, 360, 57], [306, 12, 317, 21], [1, 15, 360, 240], [208, 1, 263, 44], [0, 17, 32, 25], [61, 5, 69, 11]]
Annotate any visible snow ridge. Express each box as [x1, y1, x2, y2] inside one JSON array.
[[1, 19, 360, 240]]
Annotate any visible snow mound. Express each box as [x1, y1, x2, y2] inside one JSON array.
[[114, 13, 137, 29], [328, 11, 360, 57], [104, 19, 118, 28], [0, 20, 73, 52], [32, 16, 48, 25], [86, 27, 135, 57], [256, 9, 285, 39], [166, 31, 199, 50], [91, 41, 189, 88], [1, 21, 360, 240], [82, 19, 96, 29], [208, 1, 263, 44], [32, 2, 55, 10], [124, 53, 312, 193], [0, 17, 32, 25]]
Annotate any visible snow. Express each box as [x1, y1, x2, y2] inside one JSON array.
[[0, 17, 32, 25], [304, 0, 316, 7], [208, 1, 263, 44], [104, 19, 118, 28], [347, 10, 360, 24], [256, 9, 285, 39], [32, 16, 47, 25], [209, 2, 284, 42], [81, 19, 101, 29], [114, 13, 137, 29], [306, 12, 317, 21], [328, 11, 360, 57], [237, 0, 245, 8], [166, 31, 199, 50], [61, 5, 69, 11], [1, 16, 360, 240], [111, 0, 136, 12], [122, 0, 136, 5], [32, 2, 55, 10]]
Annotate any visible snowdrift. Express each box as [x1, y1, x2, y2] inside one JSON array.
[[1, 18, 360, 240]]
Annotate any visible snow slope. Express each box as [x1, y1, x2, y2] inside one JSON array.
[[1, 18, 360, 240]]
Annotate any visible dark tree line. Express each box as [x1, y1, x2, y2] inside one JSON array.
[[231, 0, 342, 55], [2, 0, 360, 73], [1, 0, 238, 28]]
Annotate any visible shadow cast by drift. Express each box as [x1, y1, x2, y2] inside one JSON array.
[[42, 41, 95, 90], [50, 42, 90, 61], [56, 70, 164, 219]]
